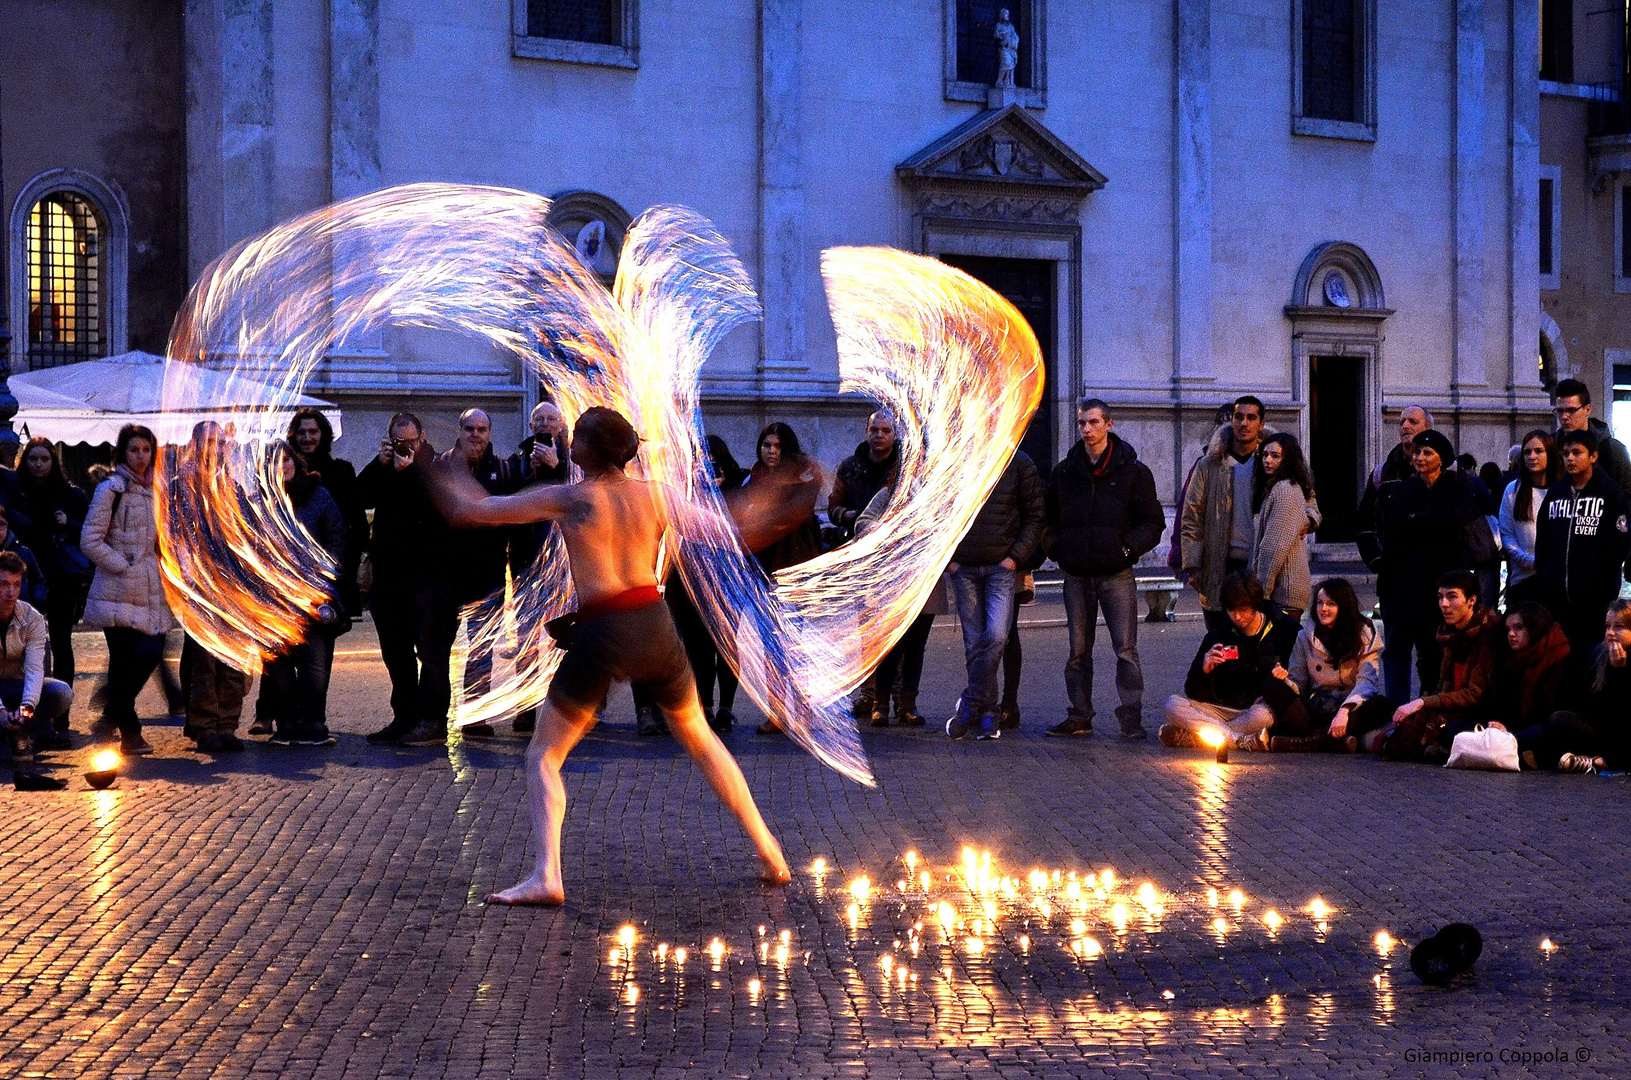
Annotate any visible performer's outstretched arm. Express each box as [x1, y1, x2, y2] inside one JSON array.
[[431, 464, 588, 527]]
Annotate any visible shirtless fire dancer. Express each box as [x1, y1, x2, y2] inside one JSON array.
[[435, 406, 791, 904]]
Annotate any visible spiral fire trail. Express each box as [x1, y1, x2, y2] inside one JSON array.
[[157, 184, 1040, 784]]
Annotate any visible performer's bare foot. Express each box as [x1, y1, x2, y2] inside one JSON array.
[[485, 874, 566, 906], [759, 853, 792, 886]]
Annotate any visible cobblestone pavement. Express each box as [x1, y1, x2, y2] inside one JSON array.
[[2, 598, 1627, 1079]]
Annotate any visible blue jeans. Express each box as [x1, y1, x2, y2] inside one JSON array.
[[951, 564, 1017, 722], [1063, 569, 1144, 728], [264, 634, 336, 733], [0, 677, 74, 736]]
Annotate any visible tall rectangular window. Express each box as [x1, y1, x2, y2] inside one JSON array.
[[1540, 0, 1573, 83], [1621, 185, 1631, 279], [1293, 0, 1374, 140], [513, 0, 637, 67], [1303, 0, 1360, 122], [1540, 165, 1562, 290], [527, 0, 619, 45]]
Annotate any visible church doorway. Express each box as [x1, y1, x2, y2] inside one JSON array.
[[938, 255, 1057, 476], [1308, 354, 1365, 541]]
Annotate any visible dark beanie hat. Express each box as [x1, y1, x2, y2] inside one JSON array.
[[1411, 429, 1455, 462]]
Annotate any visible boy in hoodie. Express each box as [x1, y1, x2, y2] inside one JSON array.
[[1534, 427, 1631, 659], [1161, 572, 1301, 750], [1044, 398, 1165, 738], [1379, 570, 1501, 762]]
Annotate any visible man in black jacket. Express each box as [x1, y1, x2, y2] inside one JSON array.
[[1535, 428, 1631, 657], [1043, 398, 1165, 738], [358, 413, 456, 745], [1160, 573, 1300, 750], [1551, 378, 1631, 498], [1356, 405, 1431, 570], [945, 449, 1045, 741]]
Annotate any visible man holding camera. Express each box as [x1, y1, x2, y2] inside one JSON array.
[[358, 412, 456, 745], [1159, 571, 1300, 750]]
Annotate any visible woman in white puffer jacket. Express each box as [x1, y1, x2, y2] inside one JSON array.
[[81, 424, 173, 754]]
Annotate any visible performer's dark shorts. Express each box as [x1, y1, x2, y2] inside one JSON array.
[[548, 599, 695, 714]]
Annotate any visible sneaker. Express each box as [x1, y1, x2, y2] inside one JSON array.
[[248, 717, 274, 737], [366, 720, 412, 745], [398, 721, 448, 747], [293, 726, 337, 748], [1046, 718, 1093, 737], [1557, 753, 1599, 774], [267, 727, 296, 747], [710, 708, 735, 734], [945, 715, 970, 740], [1422, 743, 1451, 766], [462, 723, 497, 739], [998, 703, 1021, 731], [120, 733, 154, 756], [1157, 723, 1198, 749], [636, 707, 666, 737], [975, 716, 1001, 741]]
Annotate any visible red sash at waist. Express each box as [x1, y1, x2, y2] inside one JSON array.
[[574, 584, 662, 624]]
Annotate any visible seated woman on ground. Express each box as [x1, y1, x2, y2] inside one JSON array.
[[1475, 602, 1570, 766], [1527, 599, 1631, 774], [1267, 577, 1390, 752]]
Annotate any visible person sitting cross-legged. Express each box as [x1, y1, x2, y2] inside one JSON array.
[[1476, 602, 1571, 768], [1378, 569, 1501, 763], [1267, 577, 1392, 753], [1160, 571, 1300, 752], [1525, 598, 1631, 774]]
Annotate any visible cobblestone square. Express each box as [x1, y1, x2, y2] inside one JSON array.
[[2, 597, 1626, 1078]]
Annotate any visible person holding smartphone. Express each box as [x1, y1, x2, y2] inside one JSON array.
[[1159, 571, 1300, 751]]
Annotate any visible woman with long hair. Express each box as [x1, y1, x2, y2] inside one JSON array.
[[1270, 577, 1390, 751], [1250, 432, 1319, 622], [80, 424, 172, 754], [1479, 601, 1571, 763], [260, 441, 348, 747], [735, 422, 822, 735], [11, 438, 91, 699], [1530, 599, 1631, 773], [1497, 429, 1558, 607]]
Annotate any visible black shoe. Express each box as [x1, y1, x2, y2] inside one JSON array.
[[217, 732, 246, 752], [636, 707, 666, 737], [267, 727, 296, 747], [90, 718, 117, 742], [512, 711, 536, 734], [292, 726, 336, 748], [852, 695, 875, 721], [53, 715, 70, 734], [710, 708, 735, 734], [1046, 718, 1093, 737], [998, 703, 1021, 731], [248, 717, 274, 737], [120, 733, 154, 756], [194, 731, 223, 752], [1423, 743, 1451, 766], [398, 721, 447, 747], [462, 723, 497, 739], [366, 720, 411, 745], [1119, 722, 1149, 740]]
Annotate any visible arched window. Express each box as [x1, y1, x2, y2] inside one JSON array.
[[8, 169, 128, 371], [25, 192, 106, 367]]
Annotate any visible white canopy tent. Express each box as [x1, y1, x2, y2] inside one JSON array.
[[9, 351, 341, 446]]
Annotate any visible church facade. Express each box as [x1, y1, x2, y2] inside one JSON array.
[[6, 1, 1569, 534]]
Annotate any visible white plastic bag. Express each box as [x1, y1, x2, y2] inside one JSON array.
[[1445, 725, 1520, 771]]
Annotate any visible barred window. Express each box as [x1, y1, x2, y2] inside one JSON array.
[[527, 0, 620, 46], [25, 192, 105, 368], [1303, 0, 1359, 122]]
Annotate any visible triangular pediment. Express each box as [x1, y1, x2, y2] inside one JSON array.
[[897, 105, 1107, 194]]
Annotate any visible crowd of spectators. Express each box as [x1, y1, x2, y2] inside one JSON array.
[[2, 376, 1627, 781]]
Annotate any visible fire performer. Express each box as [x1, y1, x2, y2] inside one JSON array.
[[433, 406, 791, 904]]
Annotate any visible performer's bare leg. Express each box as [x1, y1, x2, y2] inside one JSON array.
[[661, 691, 791, 886], [486, 697, 597, 905]]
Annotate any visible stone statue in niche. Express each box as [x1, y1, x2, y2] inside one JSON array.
[[994, 8, 1019, 88]]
